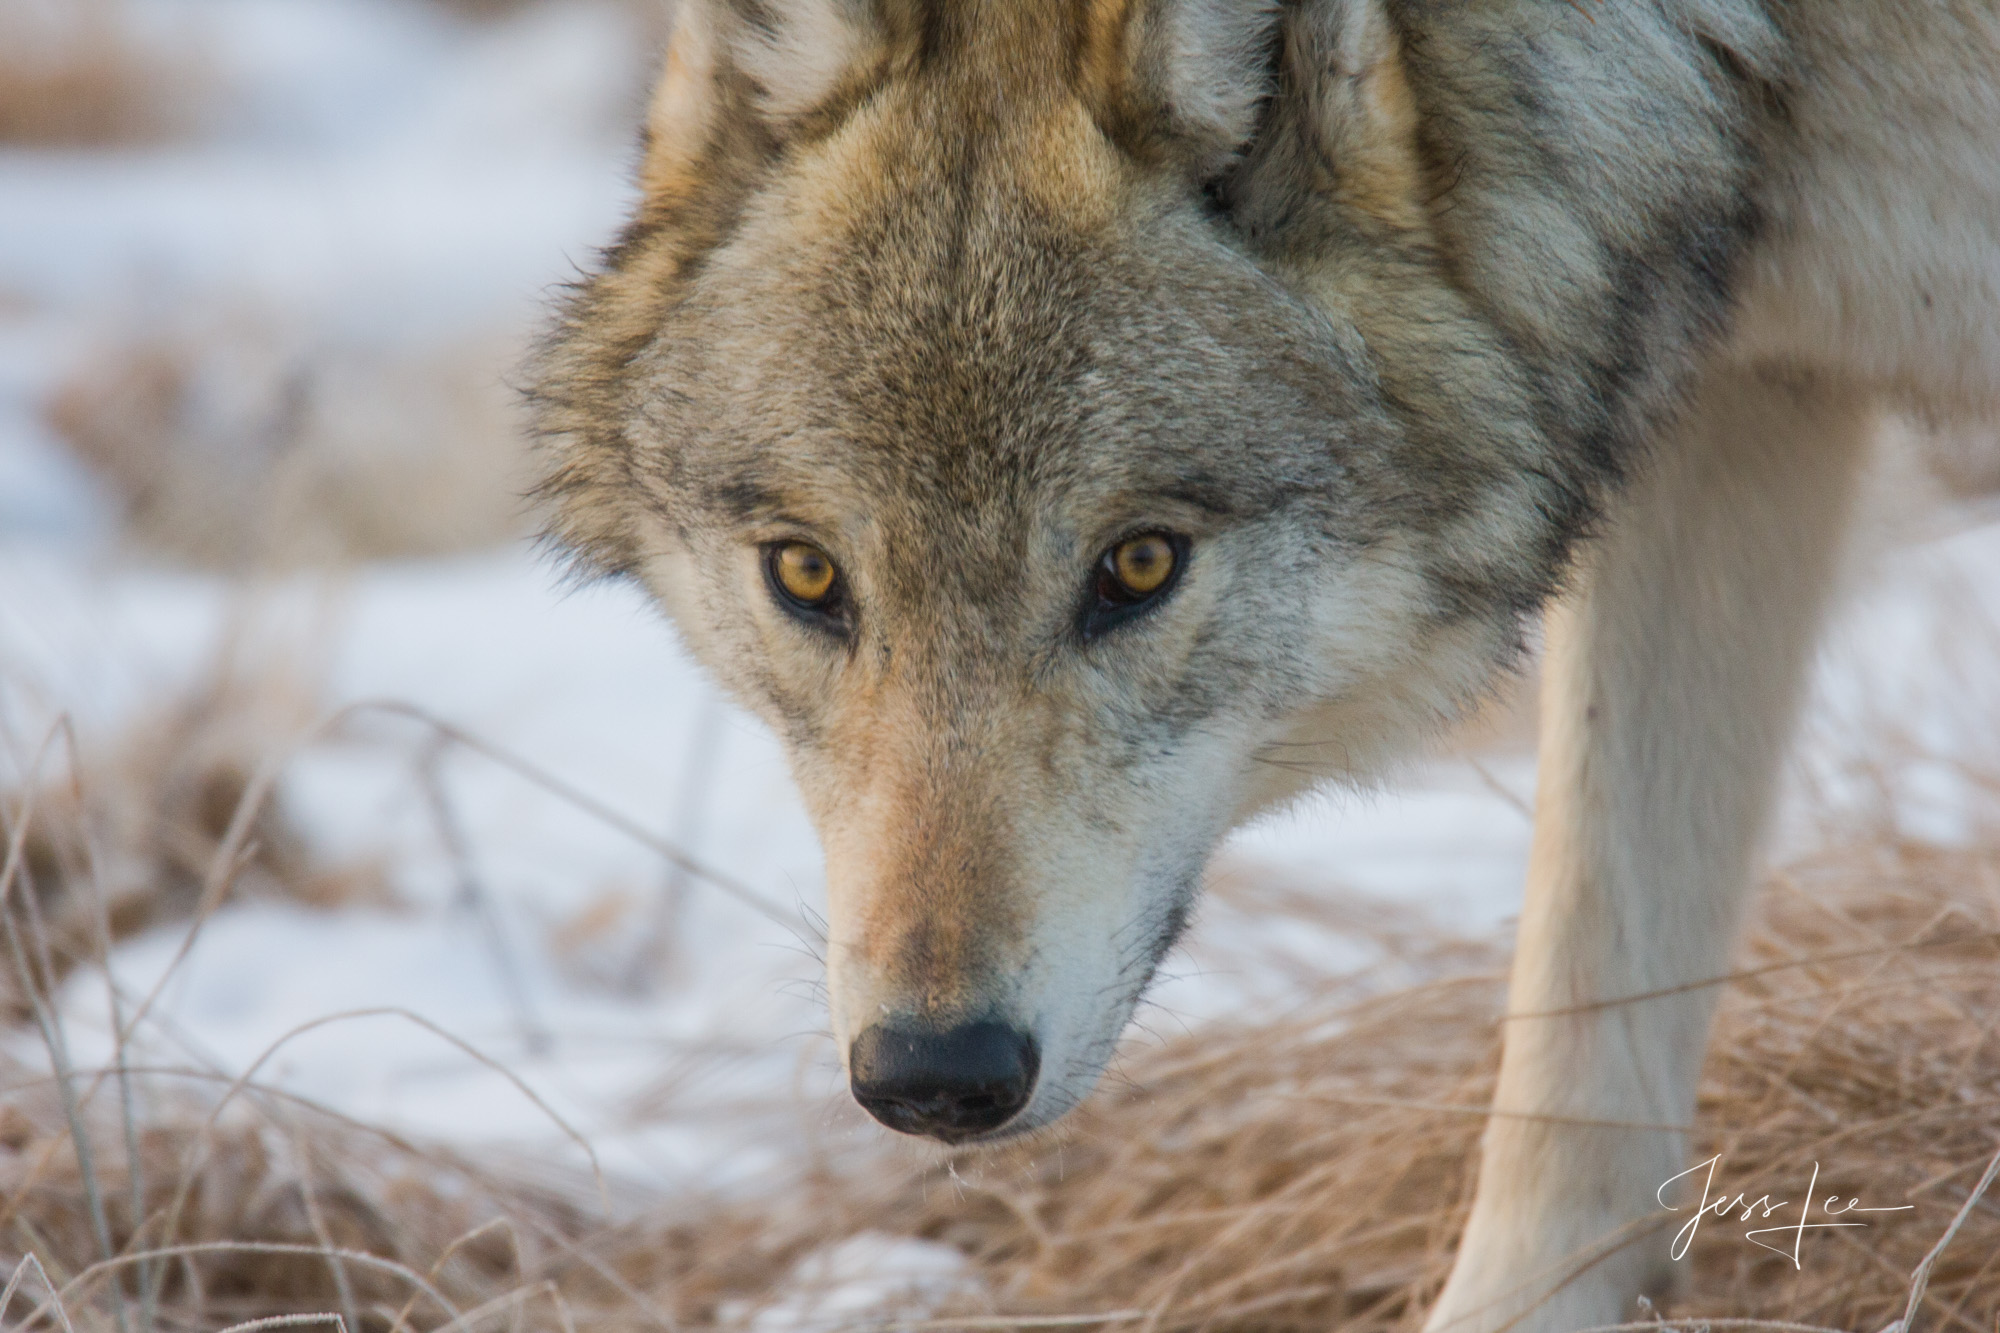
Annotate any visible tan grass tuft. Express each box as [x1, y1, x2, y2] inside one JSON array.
[[46, 318, 531, 570], [1, 658, 387, 1022], [0, 0, 206, 146]]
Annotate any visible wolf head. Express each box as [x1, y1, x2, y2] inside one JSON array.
[[530, 0, 1776, 1139]]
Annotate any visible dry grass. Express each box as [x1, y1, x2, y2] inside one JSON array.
[[5, 804, 1999, 1332], [0, 0, 206, 146], [46, 319, 532, 569], [0, 654, 387, 1023]]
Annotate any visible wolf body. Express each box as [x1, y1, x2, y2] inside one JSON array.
[[530, 2, 2000, 1327]]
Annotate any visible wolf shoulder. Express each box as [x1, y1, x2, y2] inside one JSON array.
[[1731, 0, 2000, 413]]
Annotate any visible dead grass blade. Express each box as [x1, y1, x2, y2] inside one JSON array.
[[348, 700, 810, 939], [3, 1253, 80, 1333], [1889, 1142, 2000, 1333]]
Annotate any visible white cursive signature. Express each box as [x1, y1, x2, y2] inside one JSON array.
[[1657, 1155, 1914, 1268]]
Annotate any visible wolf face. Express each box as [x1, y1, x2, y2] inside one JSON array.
[[531, 0, 1776, 1138]]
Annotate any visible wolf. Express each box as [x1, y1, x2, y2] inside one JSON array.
[[527, 1, 2000, 1326]]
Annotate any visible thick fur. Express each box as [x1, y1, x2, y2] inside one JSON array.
[[528, 2, 2000, 1328]]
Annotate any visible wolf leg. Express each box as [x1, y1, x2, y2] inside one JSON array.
[[1422, 365, 1873, 1333]]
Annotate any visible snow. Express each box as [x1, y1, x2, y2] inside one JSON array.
[[730, 1233, 985, 1332], [2, 550, 844, 1191], [1, 0, 1994, 1226]]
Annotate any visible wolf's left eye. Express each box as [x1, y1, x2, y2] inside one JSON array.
[[1081, 531, 1189, 641], [765, 541, 847, 628]]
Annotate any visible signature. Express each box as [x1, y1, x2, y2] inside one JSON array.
[[1658, 1155, 1914, 1267]]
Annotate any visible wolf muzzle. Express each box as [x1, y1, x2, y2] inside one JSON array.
[[848, 1019, 1039, 1140]]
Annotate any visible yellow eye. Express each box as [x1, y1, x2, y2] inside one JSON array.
[[1084, 530, 1187, 640], [771, 541, 839, 607], [1108, 533, 1177, 597]]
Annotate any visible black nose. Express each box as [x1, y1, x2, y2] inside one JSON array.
[[848, 1020, 1039, 1140]]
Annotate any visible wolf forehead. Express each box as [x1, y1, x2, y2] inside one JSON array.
[[679, 272, 1357, 524], [634, 175, 1365, 521], [531, 26, 1388, 569]]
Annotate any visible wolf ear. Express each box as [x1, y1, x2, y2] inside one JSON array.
[[640, 0, 884, 203], [1093, 0, 1283, 178], [1267, 0, 1427, 233]]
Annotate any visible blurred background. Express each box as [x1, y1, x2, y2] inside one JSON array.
[[1, 3, 1998, 1329]]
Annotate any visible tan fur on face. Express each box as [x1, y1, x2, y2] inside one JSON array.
[[816, 687, 1035, 1023]]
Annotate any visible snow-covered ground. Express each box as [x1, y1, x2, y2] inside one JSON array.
[[2, 0, 1994, 1211]]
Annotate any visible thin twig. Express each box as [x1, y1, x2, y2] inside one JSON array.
[[872, 1315, 1147, 1331], [278, 1105, 364, 1333], [0, 723, 132, 1333], [157, 1005, 607, 1227], [349, 700, 808, 938], [55, 714, 160, 1333], [430, 1279, 576, 1333], [623, 693, 727, 992], [387, 1215, 521, 1333], [418, 736, 550, 1055], [2, 1254, 80, 1333], [1504, 931, 2000, 1021], [215, 1316, 350, 1333], [40, 1243, 456, 1329], [1892, 1140, 2000, 1333], [1466, 757, 1534, 822], [1572, 1322, 1849, 1333]]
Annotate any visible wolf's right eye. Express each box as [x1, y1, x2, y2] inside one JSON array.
[[1081, 531, 1190, 641], [765, 541, 846, 627]]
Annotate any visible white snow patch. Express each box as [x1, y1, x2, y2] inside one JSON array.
[[730, 1233, 984, 1332]]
